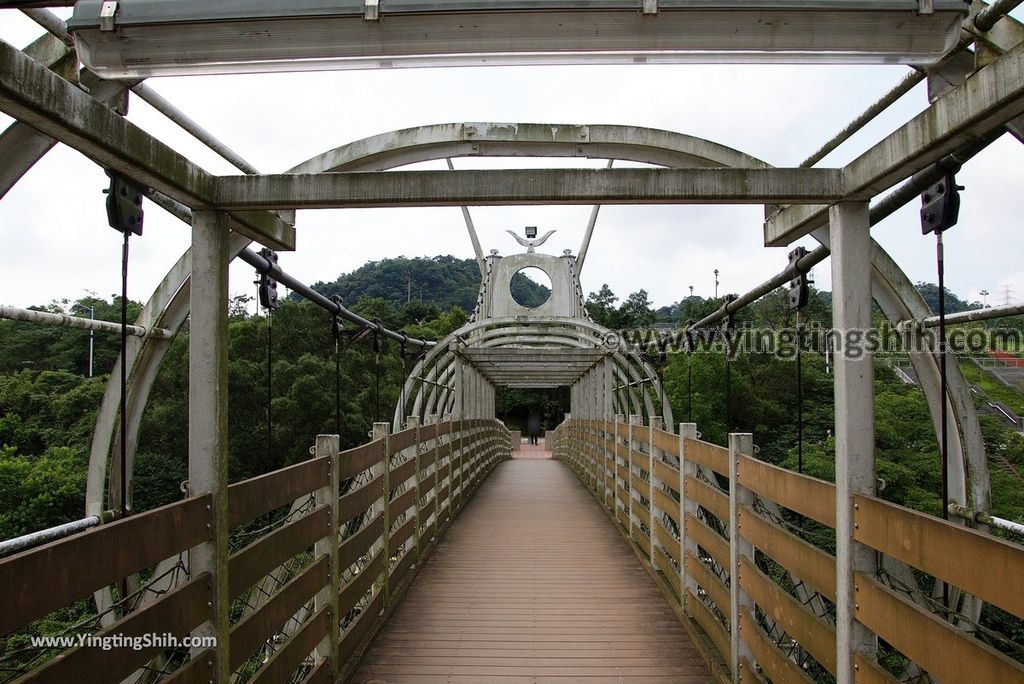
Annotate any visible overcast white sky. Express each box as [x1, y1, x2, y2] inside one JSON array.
[[1, 9, 1022, 315]]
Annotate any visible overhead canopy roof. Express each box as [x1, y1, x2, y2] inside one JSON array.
[[459, 347, 609, 387], [69, 0, 966, 77]]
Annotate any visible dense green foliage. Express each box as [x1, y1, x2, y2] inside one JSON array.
[[2, 274, 1022, 538], [306, 255, 551, 311], [0, 296, 141, 376], [0, 291, 470, 539]]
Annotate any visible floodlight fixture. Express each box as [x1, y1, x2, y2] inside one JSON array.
[[67, 0, 968, 79]]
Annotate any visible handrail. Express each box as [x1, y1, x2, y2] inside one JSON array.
[[552, 417, 1024, 684], [3, 419, 512, 683]]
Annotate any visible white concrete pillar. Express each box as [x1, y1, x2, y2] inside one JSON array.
[[313, 434, 340, 678], [829, 201, 877, 684], [679, 422, 698, 613], [187, 210, 231, 681], [728, 432, 755, 679], [453, 358, 464, 419], [628, 414, 642, 540]]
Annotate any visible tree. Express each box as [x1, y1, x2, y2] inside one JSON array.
[[619, 289, 656, 329], [915, 281, 975, 315], [585, 284, 619, 327]]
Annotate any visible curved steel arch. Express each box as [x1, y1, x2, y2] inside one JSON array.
[[290, 123, 770, 174], [392, 316, 672, 430]]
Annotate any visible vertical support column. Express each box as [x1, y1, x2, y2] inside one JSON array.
[[408, 417, 422, 561], [314, 434, 341, 679], [628, 414, 642, 540], [614, 413, 624, 521], [473, 370, 481, 419], [829, 201, 877, 684], [457, 413, 466, 512], [584, 376, 592, 486], [729, 432, 755, 679], [447, 417, 456, 525], [679, 423, 698, 613], [603, 359, 613, 509], [583, 371, 590, 420], [426, 413, 439, 542], [648, 416, 662, 565], [188, 210, 231, 681], [373, 422, 391, 607], [453, 357, 464, 420]]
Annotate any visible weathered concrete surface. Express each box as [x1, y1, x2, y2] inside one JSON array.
[[0, 38, 294, 249], [214, 167, 846, 210], [765, 40, 1024, 246]]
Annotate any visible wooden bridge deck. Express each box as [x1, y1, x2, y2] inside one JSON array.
[[351, 453, 713, 683]]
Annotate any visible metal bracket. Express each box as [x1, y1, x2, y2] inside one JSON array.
[[364, 0, 380, 22], [99, 1, 118, 32], [917, 0, 934, 16]]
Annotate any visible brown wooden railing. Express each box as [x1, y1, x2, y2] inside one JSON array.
[[553, 416, 1024, 684], [0, 418, 510, 683]]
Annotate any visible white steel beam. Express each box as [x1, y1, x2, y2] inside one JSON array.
[[765, 40, 1024, 246], [214, 167, 845, 210], [0, 39, 295, 250]]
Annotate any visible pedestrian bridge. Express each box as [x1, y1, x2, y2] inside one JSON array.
[[3, 2, 1024, 683], [4, 412, 1023, 684]]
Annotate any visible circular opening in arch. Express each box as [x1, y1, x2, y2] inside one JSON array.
[[510, 267, 552, 309]]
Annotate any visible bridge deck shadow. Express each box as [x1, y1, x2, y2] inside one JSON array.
[[351, 458, 713, 683]]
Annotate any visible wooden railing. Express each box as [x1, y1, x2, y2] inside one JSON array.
[[553, 417, 1024, 684], [0, 418, 510, 683]]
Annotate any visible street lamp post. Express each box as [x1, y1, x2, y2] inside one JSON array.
[[714, 269, 720, 299], [980, 289, 990, 307]]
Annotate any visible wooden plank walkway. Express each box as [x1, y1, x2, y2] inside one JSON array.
[[351, 453, 714, 683]]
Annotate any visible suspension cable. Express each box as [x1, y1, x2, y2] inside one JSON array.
[[119, 228, 129, 518], [331, 295, 343, 436], [724, 350, 732, 433], [239, 249, 433, 350], [796, 310, 804, 473], [920, 162, 963, 616], [266, 308, 273, 473], [373, 327, 382, 424], [723, 297, 737, 433], [103, 169, 143, 519], [399, 335, 409, 429], [684, 319, 694, 423], [658, 350, 667, 423]]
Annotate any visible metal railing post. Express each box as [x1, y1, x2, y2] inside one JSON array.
[[426, 414, 439, 542], [604, 415, 612, 510], [679, 423, 698, 613], [373, 422, 391, 606], [313, 434, 341, 679], [628, 414, 642, 541], [446, 418, 455, 525], [649, 416, 662, 566], [615, 414, 624, 524], [729, 432, 755, 679], [407, 416, 422, 561]]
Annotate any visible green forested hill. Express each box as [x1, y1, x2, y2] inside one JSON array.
[[307, 255, 552, 311]]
